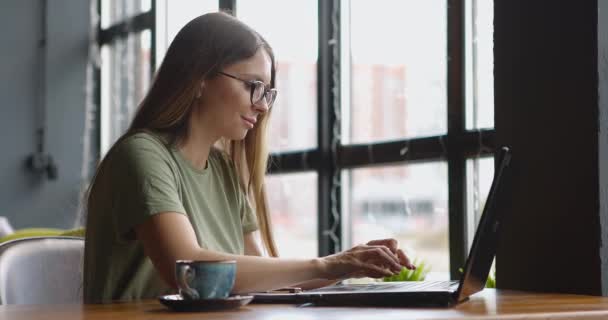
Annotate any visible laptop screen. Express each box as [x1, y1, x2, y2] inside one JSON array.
[[455, 147, 511, 302]]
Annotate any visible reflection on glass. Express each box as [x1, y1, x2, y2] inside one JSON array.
[[100, 31, 151, 155], [237, 0, 318, 152], [266, 172, 318, 258], [101, 0, 150, 29], [346, 0, 447, 143], [465, 156, 494, 250], [465, 0, 494, 129], [344, 162, 449, 279]]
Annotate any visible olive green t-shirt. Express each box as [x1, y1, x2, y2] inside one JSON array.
[[83, 132, 258, 303]]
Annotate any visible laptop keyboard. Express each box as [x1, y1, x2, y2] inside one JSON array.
[[308, 280, 460, 293]]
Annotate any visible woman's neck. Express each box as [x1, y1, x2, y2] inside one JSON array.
[[179, 118, 219, 171]]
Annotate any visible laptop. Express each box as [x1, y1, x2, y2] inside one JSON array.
[[252, 146, 512, 307]]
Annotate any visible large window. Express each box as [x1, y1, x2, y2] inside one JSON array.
[[98, 0, 496, 280]]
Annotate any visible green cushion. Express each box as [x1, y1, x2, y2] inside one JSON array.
[[60, 228, 85, 237], [0, 228, 64, 243], [0, 227, 86, 244]]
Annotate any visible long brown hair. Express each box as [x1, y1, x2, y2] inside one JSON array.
[[88, 12, 278, 256]]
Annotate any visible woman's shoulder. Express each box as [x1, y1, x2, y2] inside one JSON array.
[[107, 131, 175, 168], [120, 131, 170, 150], [112, 131, 170, 155]]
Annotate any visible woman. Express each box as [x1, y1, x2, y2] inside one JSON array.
[[83, 12, 415, 303]]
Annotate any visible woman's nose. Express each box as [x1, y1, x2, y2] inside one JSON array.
[[253, 100, 269, 113]]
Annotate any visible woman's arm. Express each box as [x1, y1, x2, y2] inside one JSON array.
[[137, 212, 320, 293], [136, 212, 410, 294], [243, 231, 339, 290]]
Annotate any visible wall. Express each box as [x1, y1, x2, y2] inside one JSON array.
[[0, 1, 91, 229]]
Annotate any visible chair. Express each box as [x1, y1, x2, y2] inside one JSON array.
[[0, 237, 84, 304]]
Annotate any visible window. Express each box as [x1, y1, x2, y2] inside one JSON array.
[[346, 0, 447, 144], [266, 172, 318, 258], [100, 31, 151, 154], [101, 0, 151, 29], [344, 162, 449, 279], [465, 0, 494, 130], [99, 1, 154, 155], [237, 0, 319, 257]]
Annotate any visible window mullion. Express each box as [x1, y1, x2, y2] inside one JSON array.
[[317, 0, 341, 257], [149, 0, 156, 76], [447, 0, 468, 280], [220, 0, 236, 15]]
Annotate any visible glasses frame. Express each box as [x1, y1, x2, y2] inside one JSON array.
[[217, 71, 278, 109]]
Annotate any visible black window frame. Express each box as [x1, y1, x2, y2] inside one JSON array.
[[97, 0, 496, 280]]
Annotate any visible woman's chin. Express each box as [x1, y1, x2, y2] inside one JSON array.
[[225, 130, 249, 141]]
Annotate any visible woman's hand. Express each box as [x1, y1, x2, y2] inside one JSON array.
[[317, 238, 416, 280]]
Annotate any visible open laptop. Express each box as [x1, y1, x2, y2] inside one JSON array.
[[253, 146, 511, 307]]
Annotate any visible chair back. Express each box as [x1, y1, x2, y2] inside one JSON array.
[[0, 237, 84, 304]]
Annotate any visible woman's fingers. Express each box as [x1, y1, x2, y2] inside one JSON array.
[[321, 241, 415, 280], [363, 244, 402, 270], [362, 246, 402, 273], [397, 249, 416, 270], [367, 238, 399, 254], [366, 239, 416, 270], [361, 263, 395, 278]]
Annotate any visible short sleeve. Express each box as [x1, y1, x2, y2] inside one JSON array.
[[109, 135, 187, 242]]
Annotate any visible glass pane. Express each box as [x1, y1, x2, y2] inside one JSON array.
[[237, 0, 318, 152], [465, 0, 494, 129], [466, 156, 495, 282], [346, 0, 447, 144], [465, 156, 494, 250], [266, 172, 318, 258], [100, 31, 151, 155], [155, 0, 219, 67], [101, 0, 151, 29], [343, 162, 449, 280]]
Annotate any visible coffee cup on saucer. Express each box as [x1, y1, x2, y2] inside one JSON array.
[[175, 260, 236, 300]]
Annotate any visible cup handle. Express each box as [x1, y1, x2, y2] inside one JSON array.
[[177, 265, 200, 300]]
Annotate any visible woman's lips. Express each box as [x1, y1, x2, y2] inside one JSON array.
[[241, 116, 256, 128]]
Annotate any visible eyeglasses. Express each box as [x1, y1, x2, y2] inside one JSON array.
[[217, 71, 278, 109]]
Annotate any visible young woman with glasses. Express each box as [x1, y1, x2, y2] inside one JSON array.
[[83, 12, 415, 303]]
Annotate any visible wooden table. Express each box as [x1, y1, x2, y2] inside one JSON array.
[[3, 289, 608, 320]]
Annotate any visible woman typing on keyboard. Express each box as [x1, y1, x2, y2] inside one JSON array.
[[82, 11, 415, 303]]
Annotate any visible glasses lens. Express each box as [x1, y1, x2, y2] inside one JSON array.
[[266, 89, 278, 108], [252, 82, 266, 105]]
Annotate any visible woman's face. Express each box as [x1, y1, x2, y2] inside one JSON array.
[[195, 48, 272, 141]]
